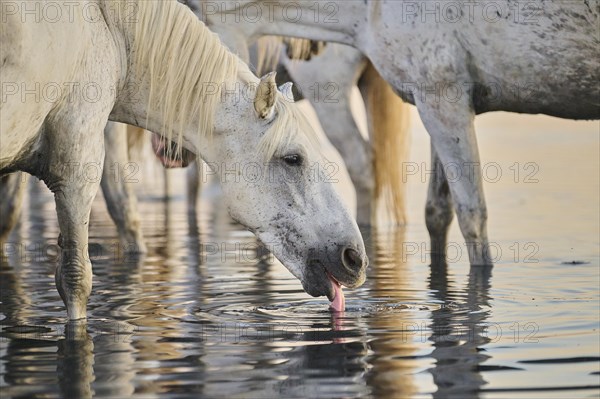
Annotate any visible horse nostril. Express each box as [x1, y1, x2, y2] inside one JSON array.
[[342, 247, 362, 271]]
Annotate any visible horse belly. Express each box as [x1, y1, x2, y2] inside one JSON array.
[[464, 3, 599, 118]]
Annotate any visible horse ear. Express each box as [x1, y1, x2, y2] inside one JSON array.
[[279, 82, 294, 102], [254, 72, 277, 119]]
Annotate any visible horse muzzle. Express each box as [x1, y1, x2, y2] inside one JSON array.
[[303, 245, 368, 300]]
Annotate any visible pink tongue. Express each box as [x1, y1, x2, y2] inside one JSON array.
[[329, 278, 346, 312]]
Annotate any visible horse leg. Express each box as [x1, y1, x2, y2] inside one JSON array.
[[0, 172, 26, 242], [314, 89, 373, 225], [54, 172, 99, 320], [41, 119, 105, 320], [417, 98, 491, 266], [425, 144, 454, 264], [100, 122, 146, 253], [186, 160, 201, 215]]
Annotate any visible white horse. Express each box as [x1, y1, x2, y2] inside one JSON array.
[[201, 0, 600, 266], [0, 0, 367, 319]]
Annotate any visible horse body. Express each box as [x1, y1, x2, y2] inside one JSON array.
[[1, 0, 367, 319], [203, 0, 600, 265], [215, 0, 599, 119]]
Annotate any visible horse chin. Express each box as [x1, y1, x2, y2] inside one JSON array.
[[302, 261, 336, 300], [302, 260, 366, 301]]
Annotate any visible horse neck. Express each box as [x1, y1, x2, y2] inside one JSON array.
[[202, 0, 366, 46]]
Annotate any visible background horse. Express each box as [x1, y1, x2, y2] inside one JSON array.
[[0, 0, 367, 319], [200, 0, 600, 265]]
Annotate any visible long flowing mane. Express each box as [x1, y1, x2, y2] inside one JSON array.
[[129, 0, 239, 148]]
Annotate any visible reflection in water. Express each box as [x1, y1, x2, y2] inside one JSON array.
[[92, 328, 136, 398], [428, 263, 493, 398], [58, 323, 94, 399]]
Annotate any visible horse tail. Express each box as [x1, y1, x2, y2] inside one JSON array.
[[126, 124, 146, 160], [364, 62, 410, 225]]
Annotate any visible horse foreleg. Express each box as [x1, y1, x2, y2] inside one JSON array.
[[425, 144, 454, 264], [0, 172, 26, 242], [100, 122, 146, 253], [417, 99, 492, 266], [42, 120, 105, 320]]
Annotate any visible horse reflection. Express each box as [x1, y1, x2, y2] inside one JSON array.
[[428, 262, 493, 398], [58, 323, 95, 398], [0, 322, 94, 398]]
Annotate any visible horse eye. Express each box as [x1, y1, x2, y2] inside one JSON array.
[[282, 154, 303, 166]]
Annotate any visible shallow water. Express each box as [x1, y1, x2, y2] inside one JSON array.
[[1, 114, 599, 398]]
